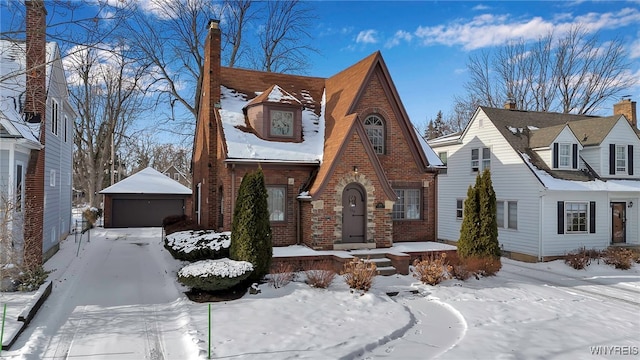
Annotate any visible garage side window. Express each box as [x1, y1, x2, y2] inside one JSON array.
[[267, 186, 285, 221]]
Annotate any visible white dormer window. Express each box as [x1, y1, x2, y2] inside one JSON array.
[[559, 144, 571, 168], [616, 145, 626, 173]]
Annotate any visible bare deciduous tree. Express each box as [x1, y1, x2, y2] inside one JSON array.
[[458, 25, 634, 115], [68, 42, 150, 207], [252, 0, 317, 73]]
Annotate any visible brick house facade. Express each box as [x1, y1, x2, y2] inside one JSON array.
[[192, 21, 442, 250]]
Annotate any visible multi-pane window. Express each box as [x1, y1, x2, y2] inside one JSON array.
[[267, 186, 285, 221], [471, 147, 490, 172], [15, 164, 23, 212], [497, 201, 518, 229], [364, 115, 384, 154], [438, 152, 447, 174], [456, 199, 463, 219], [559, 144, 571, 168], [565, 202, 587, 233], [497, 201, 504, 228], [51, 100, 59, 136], [392, 189, 421, 220], [482, 147, 491, 170], [616, 145, 626, 173], [508, 201, 517, 229]]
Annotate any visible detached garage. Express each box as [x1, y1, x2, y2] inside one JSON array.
[[100, 167, 192, 228]]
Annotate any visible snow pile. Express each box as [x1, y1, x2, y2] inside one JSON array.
[[165, 230, 231, 254], [266, 85, 301, 104], [178, 258, 253, 279]]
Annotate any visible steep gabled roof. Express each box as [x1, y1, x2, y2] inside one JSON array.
[[245, 84, 302, 108], [567, 116, 619, 146]]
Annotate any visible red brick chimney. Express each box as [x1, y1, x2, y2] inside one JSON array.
[[23, 0, 47, 268], [193, 19, 221, 228], [25, 0, 47, 123], [614, 98, 637, 129]]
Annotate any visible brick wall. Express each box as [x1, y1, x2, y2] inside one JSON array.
[[353, 69, 438, 243], [23, 0, 47, 268]]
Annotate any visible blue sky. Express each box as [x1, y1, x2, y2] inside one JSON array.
[[2, 0, 639, 135], [303, 1, 640, 126]]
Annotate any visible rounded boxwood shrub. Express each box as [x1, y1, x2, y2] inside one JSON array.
[[178, 258, 254, 292], [165, 230, 231, 261]]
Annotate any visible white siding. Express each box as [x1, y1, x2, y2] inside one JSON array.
[[600, 118, 640, 179], [541, 191, 640, 255], [580, 146, 601, 174], [433, 109, 545, 258]]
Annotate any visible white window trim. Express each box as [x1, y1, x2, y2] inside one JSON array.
[[267, 186, 286, 222], [471, 147, 491, 172], [50, 169, 56, 187], [392, 188, 421, 220], [456, 199, 463, 220], [615, 145, 626, 173], [558, 143, 571, 168], [51, 99, 59, 136], [565, 201, 589, 234]]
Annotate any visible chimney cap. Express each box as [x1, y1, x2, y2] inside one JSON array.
[[209, 19, 220, 30]]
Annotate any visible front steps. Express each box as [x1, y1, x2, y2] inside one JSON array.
[[352, 253, 397, 276]]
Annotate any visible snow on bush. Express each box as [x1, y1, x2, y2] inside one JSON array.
[[178, 258, 254, 291], [164, 230, 231, 261]]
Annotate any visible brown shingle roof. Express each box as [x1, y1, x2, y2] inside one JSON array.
[[220, 67, 325, 115], [480, 107, 618, 182]]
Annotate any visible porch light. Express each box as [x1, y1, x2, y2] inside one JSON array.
[[629, 202, 633, 208], [353, 166, 358, 174]]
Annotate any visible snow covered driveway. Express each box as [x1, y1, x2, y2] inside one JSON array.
[[13, 228, 200, 360]]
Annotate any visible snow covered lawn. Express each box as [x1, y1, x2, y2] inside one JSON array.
[[0, 228, 638, 359]]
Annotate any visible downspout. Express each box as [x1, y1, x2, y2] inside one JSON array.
[[231, 164, 236, 225], [539, 190, 545, 261], [297, 198, 301, 245]]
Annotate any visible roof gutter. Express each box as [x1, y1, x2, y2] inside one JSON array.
[[224, 158, 320, 166]]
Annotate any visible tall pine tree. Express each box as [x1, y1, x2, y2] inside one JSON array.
[[230, 168, 273, 282], [457, 181, 480, 258], [477, 169, 501, 259], [457, 170, 501, 259]]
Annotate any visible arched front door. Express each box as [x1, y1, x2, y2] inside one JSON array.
[[342, 183, 366, 243]]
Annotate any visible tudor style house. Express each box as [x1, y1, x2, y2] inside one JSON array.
[[192, 21, 443, 250], [0, 0, 74, 266], [430, 99, 640, 261]]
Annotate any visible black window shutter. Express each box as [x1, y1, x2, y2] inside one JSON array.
[[557, 201, 564, 234], [589, 201, 596, 234], [629, 145, 634, 175], [609, 144, 616, 175], [553, 143, 559, 168], [572, 143, 578, 169]]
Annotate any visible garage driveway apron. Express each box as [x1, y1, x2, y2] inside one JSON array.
[[34, 228, 198, 360]]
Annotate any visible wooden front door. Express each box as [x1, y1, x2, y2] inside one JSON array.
[[342, 183, 366, 243], [611, 202, 626, 244]]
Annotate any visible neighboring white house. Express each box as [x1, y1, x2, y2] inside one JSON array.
[[0, 38, 74, 262], [429, 100, 640, 261]]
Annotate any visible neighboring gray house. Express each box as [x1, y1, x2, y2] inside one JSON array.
[[430, 100, 640, 261], [0, 1, 74, 264]]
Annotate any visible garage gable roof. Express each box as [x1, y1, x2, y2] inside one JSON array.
[[100, 167, 192, 194]]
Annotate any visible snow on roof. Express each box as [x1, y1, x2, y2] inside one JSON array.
[[220, 86, 325, 163], [427, 131, 462, 146], [415, 129, 444, 167], [522, 152, 640, 191], [0, 40, 58, 142], [99, 167, 192, 194]]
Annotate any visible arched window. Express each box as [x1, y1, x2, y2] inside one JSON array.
[[364, 115, 385, 154]]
